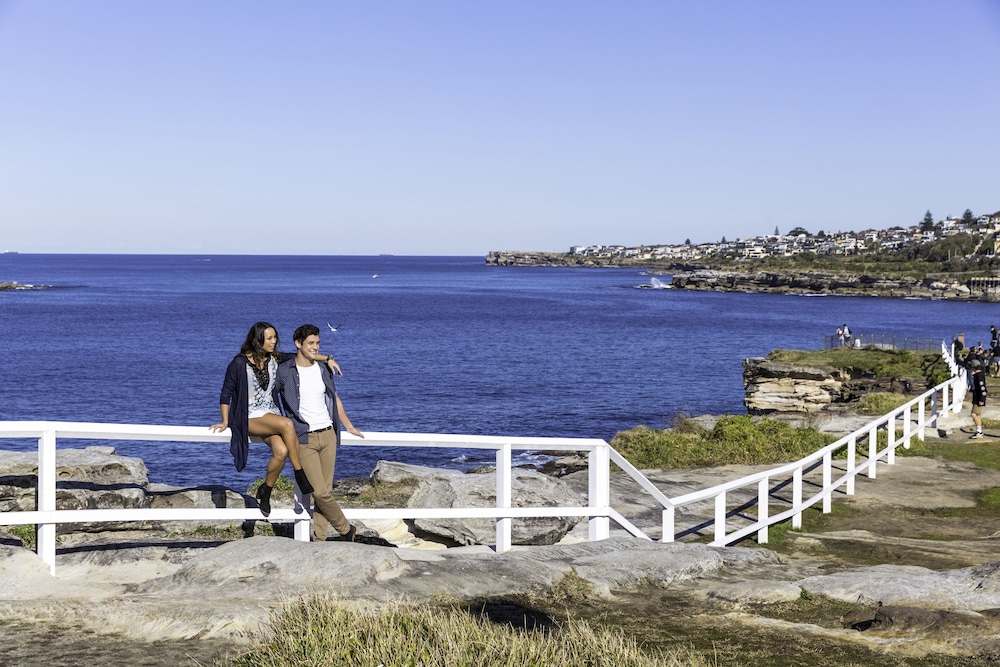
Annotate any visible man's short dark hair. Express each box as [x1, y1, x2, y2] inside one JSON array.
[[293, 323, 321, 343]]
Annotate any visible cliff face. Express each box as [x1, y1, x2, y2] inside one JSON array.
[[742, 357, 925, 414], [672, 269, 975, 299]]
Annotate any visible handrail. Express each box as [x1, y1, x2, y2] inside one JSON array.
[[658, 341, 965, 546], [0, 423, 616, 574], [1, 341, 965, 574]]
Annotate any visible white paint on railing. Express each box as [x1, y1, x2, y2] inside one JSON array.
[[1, 341, 965, 574]]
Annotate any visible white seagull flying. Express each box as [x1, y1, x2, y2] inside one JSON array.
[[327, 322, 341, 333]]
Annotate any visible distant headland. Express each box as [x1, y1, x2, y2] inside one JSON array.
[[486, 209, 1000, 300]]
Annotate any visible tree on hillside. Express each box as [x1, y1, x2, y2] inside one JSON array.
[[963, 209, 976, 225], [921, 210, 935, 232], [684, 238, 691, 245], [817, 230, 826, 238], [774, 226, 779, 235], [788, 226, 811, 237], [721, 236, 727, 243]]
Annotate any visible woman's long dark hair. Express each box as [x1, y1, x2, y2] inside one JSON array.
[[239, 321, 279, 367]]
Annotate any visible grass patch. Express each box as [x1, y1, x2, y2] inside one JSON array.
[[902, 438, 1000, 471], [611, 415, 837, 469], [227, 596, 701, 667], [340, 480, 416, 508], [767, 348, 950, 386], [855, 392, 912, 415], [0, 524, 35, 549], [247, 475, 294, 496]]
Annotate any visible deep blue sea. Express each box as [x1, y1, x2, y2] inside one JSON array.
[[0, 254, 995, 491]]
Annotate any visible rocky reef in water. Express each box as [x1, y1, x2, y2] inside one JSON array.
[[0, 281, 49, 291], [670, 269, 983, 300]]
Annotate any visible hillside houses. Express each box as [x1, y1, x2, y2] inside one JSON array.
[[569, 210, 1000, 262]]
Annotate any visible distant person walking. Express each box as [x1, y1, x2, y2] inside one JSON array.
[[836, 326, 845, 348], [969, 358, 987, 439], [841, 324, 851, 348]]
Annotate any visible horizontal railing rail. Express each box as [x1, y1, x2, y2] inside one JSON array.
[[822, 333, 941, 351], [0, 423, 619, 574], [2, 343, 963, 575], [655, 341, 965, 546]]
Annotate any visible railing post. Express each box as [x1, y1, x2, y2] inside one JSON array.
[[917, 398, 926, 441], [662, 506, 674, 543], [952, 377, 964, 414], [868, 427, 878, 478], [37, 429, 57, 575], [886, 414, 896, 465], [791, 467, 803, 529], [757, 477, 769, 544], [588, 443, 610, 542], [496, 443, 512, 552], [714, 491, 727, 544], [292, 489, 311, 542], [931, 390, 938, 428], [903, 404, 912, 449], [941, 382, 948, 422], [846, 436, 856, 495], [822, 450, 832, 513]]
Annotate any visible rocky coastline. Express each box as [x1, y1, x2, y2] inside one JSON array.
[[669, 268, 980, 300], [484, 251, 998, 300]]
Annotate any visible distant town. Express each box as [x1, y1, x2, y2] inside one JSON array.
[[568, 209, 1000, 262]]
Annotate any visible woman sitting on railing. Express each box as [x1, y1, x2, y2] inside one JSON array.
[[210, 321, 340, 515]]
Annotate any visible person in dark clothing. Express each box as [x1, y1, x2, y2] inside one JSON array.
[[969, 358, 988, 439], [210, 322, 340, 515]]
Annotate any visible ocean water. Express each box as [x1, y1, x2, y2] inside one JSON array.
[[0, 254, 992, 491]]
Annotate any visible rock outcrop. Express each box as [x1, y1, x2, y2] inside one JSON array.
[[0, 447, 248, 533], [373, 461, 584, 546], [671, 269, 975, 299], [742, 357, 928, 414]]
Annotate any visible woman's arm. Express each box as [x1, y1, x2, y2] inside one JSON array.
[[321, 354, 342, 376], [210, 404, 230, 432]]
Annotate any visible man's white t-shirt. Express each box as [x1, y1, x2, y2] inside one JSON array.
[[298, 363, 333, 431]]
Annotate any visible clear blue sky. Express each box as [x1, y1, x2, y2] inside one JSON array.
[[1, 1, 998, 255]]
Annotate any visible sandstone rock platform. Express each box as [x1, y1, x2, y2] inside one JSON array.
[[3, 405, 1000, 665]]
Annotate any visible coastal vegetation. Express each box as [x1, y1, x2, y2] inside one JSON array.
[[613, 348, 947, 470], [766, 347, 951, 387], [228, 595, 693, 667], [611, 415, 837, 469], [711, 232, 990, 279]]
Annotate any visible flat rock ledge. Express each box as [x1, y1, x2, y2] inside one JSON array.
[[0, 537, 775, 641]]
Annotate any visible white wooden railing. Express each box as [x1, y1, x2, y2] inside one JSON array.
[[0, 342, 966, 575], [654, 341, 966, 546]]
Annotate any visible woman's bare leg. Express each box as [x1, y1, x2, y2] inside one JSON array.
[[261, 435, 287, 486], [249, 413, 304, 470]]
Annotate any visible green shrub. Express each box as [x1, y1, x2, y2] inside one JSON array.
[[611, 416, 837, 469]]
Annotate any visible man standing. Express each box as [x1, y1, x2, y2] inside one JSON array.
[[969, 358, 988, 439], [277, 324, 365, 541]]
